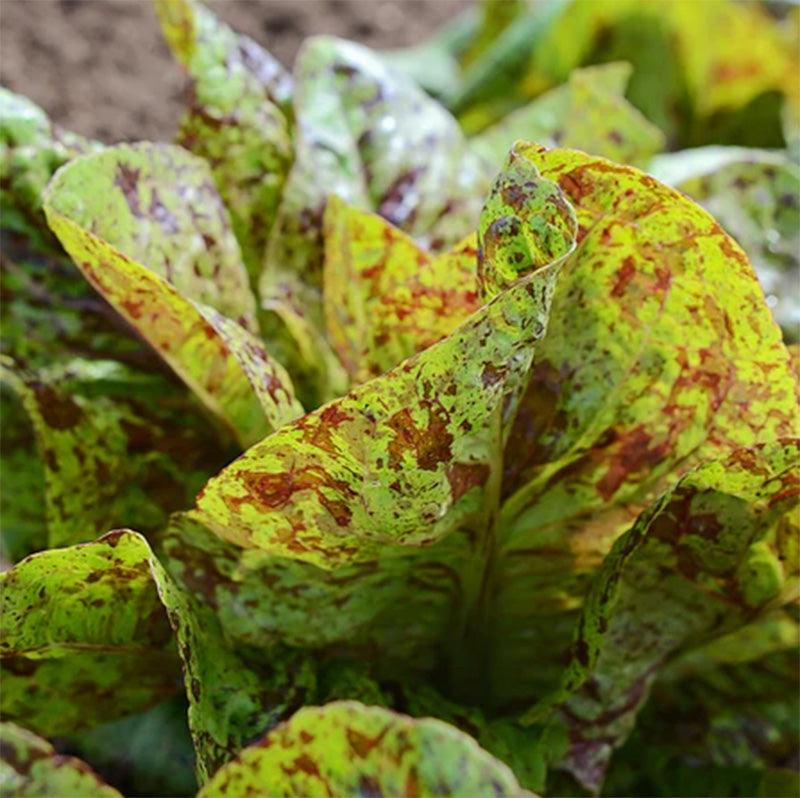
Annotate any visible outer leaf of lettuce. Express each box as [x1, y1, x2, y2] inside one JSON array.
[[487, 145, 798, 708], [528, 439, 799, 792], [0, 530, 318, 783], [0, 357, 226, 548], [0, 531, 180, 736], [323, 195, 480, 383], [194, 143, 574, 568], [44, 143, 304, 447], [0, 723, 122, 798], [196, 701, 536, 798], [650, 146, 800, 342], [43, 142, 257, 328], [472, 63, 665, 170], [153, 0, 293, 276]]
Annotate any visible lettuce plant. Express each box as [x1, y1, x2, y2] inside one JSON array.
[[1, 1, 798, 796]]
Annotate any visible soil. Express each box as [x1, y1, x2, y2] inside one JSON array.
[[0, 0, 471, 142]]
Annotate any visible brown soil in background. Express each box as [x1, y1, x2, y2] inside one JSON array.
[[0, 0, 471, 142]]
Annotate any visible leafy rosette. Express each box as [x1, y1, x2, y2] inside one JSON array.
[[1, 1, 799, 796]]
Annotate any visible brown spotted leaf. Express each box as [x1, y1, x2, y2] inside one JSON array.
[[650, 146, 800, 342], [0, 87, 97, 247], [0, 529, 317, 783], [154, 0, 293, 276], [260, 35, 494, 395], [193, 145, 575, 569], [0, 531, 180, 736], [44, 143, 304, 447], [323, 195, 481, 383], [0, 356, 227, 549], [525, 439, 800, 791], [0, 723, 122, 798], [486, 145, 798, 708], [197, 701, 535, 798]]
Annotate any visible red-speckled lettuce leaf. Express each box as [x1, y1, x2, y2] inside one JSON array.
[[44, 143, 304, 447], [650, 146, 800, 342], [526, 439, 799, 792], [486, 145, 798, 709], [0, 357, 226, 549], [154, 0, 293, 277], [260, 35, 494, 396], [322, 195, 480, 384], [196, 702, 536, 798]]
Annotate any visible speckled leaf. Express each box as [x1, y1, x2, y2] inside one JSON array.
[[0, 723, 122, 798], [154, 0, 293, 275], [650, 147, 800, 342], [260, 36, 493, 393], [44, 144, 304, 447], [194, 145, 575, 569], [0, 531, 180, 736], [150, 551, 318, 783], [323, 195, 480, 383], [0, 88, 97, 246], [0, 529, 316, 783], [197, 701, 535, 798], [160, 512, 471, 683], [487, 145, 798, 709], [0, 357, 226, 548], [472, 64, 665, 170], [43, 142, 257, 328], [529, 439, 799, 791]]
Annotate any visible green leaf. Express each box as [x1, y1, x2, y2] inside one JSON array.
[[527, 439, 799, 791], [472, 63, 665, 169], [0, 385, 46, 564], [196, 701, 536, 798], [649, 146, 800, 342], [0, 723, 122, 798], [0, 357, 226, 548], [193, 143, 573, 569], [0, 88, 97, 246], [0, 529, 317, 783], [322, 195, 480, 383], [260, 36, 493, 393], [0, 531, 180, 736], [153, 0, 293, 277], [487, 145, 798, 708], [44, 143, 304, 447]]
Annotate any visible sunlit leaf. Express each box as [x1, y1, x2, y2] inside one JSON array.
[[488, 145, 798, 709], [650, 146, 800, 342], [197, 701, 536, 798], [44, 143, 304, 447], [323, 195, 480, 383]]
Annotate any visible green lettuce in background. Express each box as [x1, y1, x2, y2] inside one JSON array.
[[1, 0, 798, 795]]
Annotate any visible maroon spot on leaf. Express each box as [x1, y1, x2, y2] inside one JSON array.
[[446, 463, 490, 503], [113, 163, 143, 218], [610, 256, 636, 298], [33, 386, 84, 430], [386, 403, 453, 471]]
